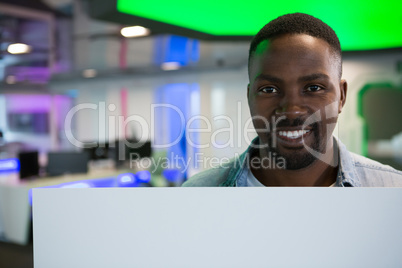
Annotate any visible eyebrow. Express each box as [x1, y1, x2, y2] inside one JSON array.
[[298, 73, 329, 82], [254, 74, 283, 83], [254, 73, 329, 83]]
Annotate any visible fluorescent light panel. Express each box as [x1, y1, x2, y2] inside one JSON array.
[[121, 26, 150, 38], [6, 75, 16, 84], [82, 69, 97, 78], [7, 43, 32, 54], [161, 62, 181, 71]]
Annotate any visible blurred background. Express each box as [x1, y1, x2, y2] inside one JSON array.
[[0, 0, 401, 266]]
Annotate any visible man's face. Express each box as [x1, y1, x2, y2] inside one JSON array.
[[248, 34, 347, 170]]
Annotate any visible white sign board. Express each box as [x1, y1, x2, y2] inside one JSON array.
[[33, 188, 402, 268]]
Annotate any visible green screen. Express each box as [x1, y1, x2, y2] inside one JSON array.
[[117, 0, 402, 51]]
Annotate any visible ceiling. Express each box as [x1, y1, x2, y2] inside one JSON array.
[[2, 0, 401, 86], [0, 0, 71, 83], [0, 0, 250, 85], [95, 0, 402, 51]]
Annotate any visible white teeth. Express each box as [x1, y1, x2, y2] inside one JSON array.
[[278, 130, 310, 139]]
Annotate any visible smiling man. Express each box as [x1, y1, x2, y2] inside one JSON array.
[[183, 13, 402, 187]]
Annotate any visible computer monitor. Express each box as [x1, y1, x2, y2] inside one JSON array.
[[113, 139, 152, 166], [126, 140, 152, 160], [112, 140, 127, 167], [83, 143, 110, 160], [47, 151, 89, 176], [18, 151, 40, 179]]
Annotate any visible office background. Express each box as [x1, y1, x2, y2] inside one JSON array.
[[0, 0, 402, 267]]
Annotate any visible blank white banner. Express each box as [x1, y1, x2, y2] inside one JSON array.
[[33, 188, 402, 268]]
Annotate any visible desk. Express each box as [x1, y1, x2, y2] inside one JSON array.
[[0, 169, 133, 245]]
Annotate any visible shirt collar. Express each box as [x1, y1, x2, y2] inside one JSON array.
[[335, 137, 361, 187], [219, 138, 260, 187], [225, 136, 361, 187]]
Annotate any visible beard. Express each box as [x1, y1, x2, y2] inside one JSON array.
[[264, 118, 324, 170]]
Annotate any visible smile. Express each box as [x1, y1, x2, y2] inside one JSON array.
[[278, 130, 311, 139]]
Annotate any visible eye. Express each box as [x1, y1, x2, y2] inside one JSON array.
[[259, 86, 278, 94], [306, 85, 324, 92]]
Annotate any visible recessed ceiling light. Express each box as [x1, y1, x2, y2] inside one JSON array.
[[161, 62, 181, 71], [121, 26, 150, 38], [82, 69, 97, 78], [6, 75, 16, 84], [7, 43, 32, 54]]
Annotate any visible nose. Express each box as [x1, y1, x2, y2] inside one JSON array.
[[275, 93, 308, 119]]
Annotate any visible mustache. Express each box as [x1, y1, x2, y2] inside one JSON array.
[[275, 117, 306, 128], [273, 117, 320, 132]]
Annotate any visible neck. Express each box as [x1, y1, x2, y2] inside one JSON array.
[[251, 139, 338, 187]]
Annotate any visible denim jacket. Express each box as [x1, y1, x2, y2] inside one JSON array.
[[182, 137, 402, 187]]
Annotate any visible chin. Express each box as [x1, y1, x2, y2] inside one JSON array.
[[263, 124, 326, 170], [282, 150, 317, 170]]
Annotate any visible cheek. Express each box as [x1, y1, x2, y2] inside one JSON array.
[[309, 92, 341, 114], [251, 117, 272, 143], [249, 99, 275, 138], [316, 104, 339, 138], [321, 93, 342, 118], [249, 97, 275, 116]]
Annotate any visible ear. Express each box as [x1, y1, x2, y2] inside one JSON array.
[[338, 79, 347, 113]]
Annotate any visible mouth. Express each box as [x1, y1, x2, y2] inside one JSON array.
[[274, 126, 314, 148], [278, 129, 311, 139]]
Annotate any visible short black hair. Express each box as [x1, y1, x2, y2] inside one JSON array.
[[248, 13, 342, 78]]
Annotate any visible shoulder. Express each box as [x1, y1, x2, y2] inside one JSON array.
[[350, 152, 402, 187], [181, 167, 229, 187], [182, 157, 239, 187]]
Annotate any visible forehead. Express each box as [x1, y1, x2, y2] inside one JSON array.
[[249, 34, 338, 81]]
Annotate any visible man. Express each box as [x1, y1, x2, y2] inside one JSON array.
[[183, 13, 402, 187]]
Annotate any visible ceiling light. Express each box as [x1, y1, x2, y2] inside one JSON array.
[[82, 69, 97, 78], [121, 26, 150, 38], [7, 43, 32, 54], [6, 75, 16, 84], [161, 62, 181, 71]]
